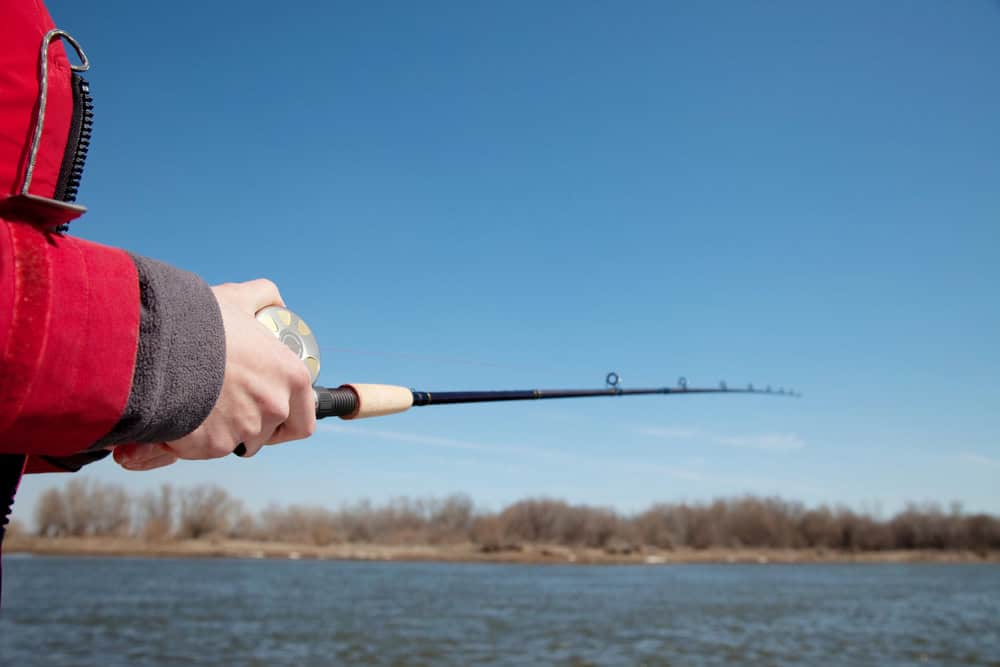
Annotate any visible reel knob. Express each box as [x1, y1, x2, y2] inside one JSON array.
[[255, 306, 322, 385]]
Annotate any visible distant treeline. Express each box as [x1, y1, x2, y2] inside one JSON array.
[[24, 480, 1000, 553]]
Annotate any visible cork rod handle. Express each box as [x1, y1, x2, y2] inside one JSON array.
[[339, 384, 414, 420]]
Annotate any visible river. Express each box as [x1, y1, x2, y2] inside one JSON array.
[[1, 557, 997, 666]]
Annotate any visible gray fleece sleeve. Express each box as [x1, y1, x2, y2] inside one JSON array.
[[92, 255, 225, 447]]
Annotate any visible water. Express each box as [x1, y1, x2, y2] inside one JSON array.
[[1, 557, 998, 666]]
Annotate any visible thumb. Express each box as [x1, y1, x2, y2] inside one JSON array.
[[214, 278, 285, 315]]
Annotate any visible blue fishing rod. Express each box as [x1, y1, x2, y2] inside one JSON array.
[[255, 307, 799, 422]]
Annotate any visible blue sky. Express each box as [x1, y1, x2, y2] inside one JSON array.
[[14, 1, 1000, 523]]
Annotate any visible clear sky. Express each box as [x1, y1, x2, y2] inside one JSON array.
[[14, 1, 1000, 523]]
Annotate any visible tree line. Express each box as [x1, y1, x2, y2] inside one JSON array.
[[28, 479, 1000, 552]]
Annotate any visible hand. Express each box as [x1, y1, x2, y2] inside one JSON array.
[[160, 279, 316, 460]]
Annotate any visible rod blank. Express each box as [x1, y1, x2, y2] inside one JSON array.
[[316, 383, 798, 420], [411, 385, 794, 406]]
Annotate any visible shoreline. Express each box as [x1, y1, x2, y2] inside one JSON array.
[[5, 537, 998, 565]]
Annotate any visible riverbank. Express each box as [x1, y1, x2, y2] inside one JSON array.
[[5, 536, 998, 565]]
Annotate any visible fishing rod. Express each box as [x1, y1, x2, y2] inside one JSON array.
[[256, 307, 800, 422]]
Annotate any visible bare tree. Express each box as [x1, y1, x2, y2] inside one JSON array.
[[258, 504, 338, 545], [24, 481, 1000, 553], [139, 484, 174, 540], [229, 507, 260, 541], [34, 480, 130, 537], [88, 482, 131, 536], [176, 484, 239, 539], [427, 494, 475, 543], [35, 487, 69, 537], [62, 478, 92, 536]]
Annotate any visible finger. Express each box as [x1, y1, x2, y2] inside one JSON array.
[[234, 421, 281, 458], [116, 444, 179, 471], [164, 429, 240, 460], [113, 443, 164, 466], [121, 452, 178, 471], [267, 382, 316, 445], [121, 442, 175, 463]]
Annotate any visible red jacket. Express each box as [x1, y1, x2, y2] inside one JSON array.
[[1, 1, 225, 588], [1, 2, 140, 463]]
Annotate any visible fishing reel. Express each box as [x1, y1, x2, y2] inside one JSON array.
[[255, 306, 322, 385]]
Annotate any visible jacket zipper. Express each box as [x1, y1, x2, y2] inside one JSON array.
[[53, 73, 94, 207]]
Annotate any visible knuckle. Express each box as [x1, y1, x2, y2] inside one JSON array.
[[236, 416, 263, 444], [208, 439, 235, 459], [272, 402, 292, 424], [289, 363, 313, 390], [261, 393, 290, 422]]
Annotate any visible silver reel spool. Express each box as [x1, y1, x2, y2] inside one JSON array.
[[255, 306, 322, 385]]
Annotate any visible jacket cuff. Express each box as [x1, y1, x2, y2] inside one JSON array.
[[94, 255, 225, 447], [0, 224, 140, 456]]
